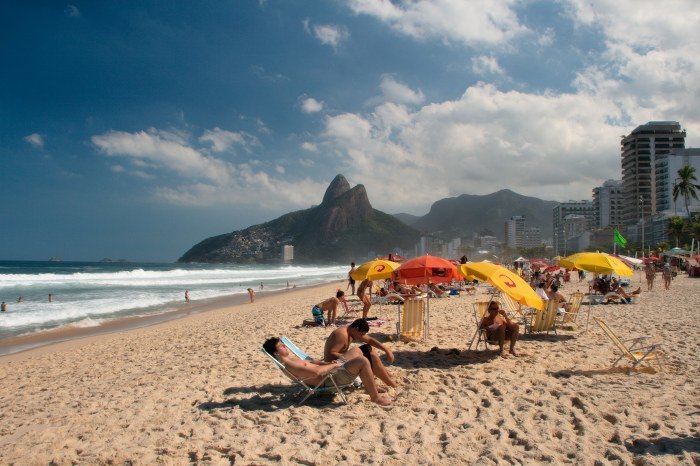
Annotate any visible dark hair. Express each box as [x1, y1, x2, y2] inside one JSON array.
[[336, 290, 345, 298], [551, 284, 559, 292], [351, 262, 355, 266], [349, 318, 369, 333], [263, 337, 280, 357]]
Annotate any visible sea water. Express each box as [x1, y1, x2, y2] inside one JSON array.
[[0, 261, 347, 340]]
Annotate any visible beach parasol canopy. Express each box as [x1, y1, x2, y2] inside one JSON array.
[[543, 265, 560, 273], [643, 256, 660, 262], [529, 259, 549, 269], [558, 252, 633, 277], [392, 255, 460, 285], [350, 260, 400, 281], [460, 262, 544, 310]]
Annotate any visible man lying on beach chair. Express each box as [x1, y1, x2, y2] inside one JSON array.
[[324, 318, 398, 391], [263, 337, 392, 406]]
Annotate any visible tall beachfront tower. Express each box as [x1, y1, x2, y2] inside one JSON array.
[[620, 121, 686, 225], [552, 201, 595, 254], [592, 179, 624, 229], [504, 215, 525, 249]]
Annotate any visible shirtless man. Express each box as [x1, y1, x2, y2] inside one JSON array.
[[324, 319, 397, 389], [313, 290, 347, 326], [356, 278, 373, 319], [263, 337, 391, 406], [645, 262, 656, 291], [480, 302, 519, 357]]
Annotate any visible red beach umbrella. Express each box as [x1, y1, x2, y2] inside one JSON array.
[[392, 254, 461, 285], [543, 265, 560, 273]]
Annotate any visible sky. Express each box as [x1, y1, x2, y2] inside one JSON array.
[[2, 0, 699, 262]]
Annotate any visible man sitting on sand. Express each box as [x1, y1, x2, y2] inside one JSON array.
[[312, 290, 347, 326], [324, 318, 398, 390], [263, 337, 392, 406], [479, 302, 519, 357]]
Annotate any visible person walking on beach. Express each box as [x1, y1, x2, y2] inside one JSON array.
[[260, 282, 263, 290], [346, 262, 356, 295], [185, 290, 190, 302], [1, 302, 6, 312], [356, 278, 372, 319], [263, 337, 392, 406], [645, 262, 656, 291], [662, 263, 673, 290], [323, 319, 397, 391], [247, 288, 255, 303], [48, 293, 52, 303]]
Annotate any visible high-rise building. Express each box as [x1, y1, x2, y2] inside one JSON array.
[[592, 179, 624, 229], [281, 245, 294, 263], [504, 215, 525, 249], [523, 227, 542, 249], [655, 148, 700, 216], [553, 201, 595, 254], [620, 121, 686, 225]]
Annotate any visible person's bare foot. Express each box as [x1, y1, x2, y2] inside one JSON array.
[[377, 386, 389, 394], [509, 349, 518, 357], [374, 396, 392, 406]]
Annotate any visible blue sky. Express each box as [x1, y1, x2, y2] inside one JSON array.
[[2, 0, 699, 261]]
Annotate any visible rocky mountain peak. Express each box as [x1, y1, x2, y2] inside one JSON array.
[[321, 174, 351, 205]]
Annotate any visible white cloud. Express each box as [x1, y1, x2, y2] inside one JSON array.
[[92, 127, 327, 209], [301, 142, 319, 152], [199, 127, 259, 153], [300, 96, 324, 113], [538, 28, 555, 47], [92, 129, 231, 184], [308, 22, 350, 48], [471, 55, 504, 76], [64, 5, 80, 17], [379, 75, 424, 105], [24, 133, 44, 148], [346, 0, 528, 46], [110, 164, 125, 173]]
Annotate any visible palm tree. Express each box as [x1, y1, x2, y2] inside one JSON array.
[[672, 166, 700, 220], [667, 216, 685, 247]]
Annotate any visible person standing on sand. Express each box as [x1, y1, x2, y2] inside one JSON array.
[[247, 288, 255, 303], [346, 262, 356, 295], [48, 293, 52, 303], [662, 263, 673, 290], [356, 278, 372, 319], [185, 290, 189, 302], [260, 282, 263, 290], [645, 262, 656, 291]]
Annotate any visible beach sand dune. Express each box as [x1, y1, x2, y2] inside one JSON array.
[[1, 275, 698, 464]]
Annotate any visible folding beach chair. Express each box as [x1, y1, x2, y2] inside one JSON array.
[[557, 292, 584, 327], [262, 345, 355, 405], [468, 301, 492, 350], [594, 318, 663, 371], [499, 293, 524, 320], [524, 298, 558, 335], [280, 335, 313, 360], [396, 297, 426, 340]]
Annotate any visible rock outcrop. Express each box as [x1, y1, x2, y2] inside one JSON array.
[[178, 175, 418, 263]]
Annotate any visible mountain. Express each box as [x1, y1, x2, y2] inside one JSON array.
[[392, 213, 421, 226], [411, 189, 558, 239], [178, 175, 419, 264]]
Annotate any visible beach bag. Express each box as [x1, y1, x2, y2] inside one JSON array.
[[449, 289, 460, 296]]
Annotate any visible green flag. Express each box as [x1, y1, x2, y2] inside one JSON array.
[[614, 229, 627, 247]]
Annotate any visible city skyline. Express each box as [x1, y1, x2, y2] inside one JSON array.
[[2, 1, 699, 261]]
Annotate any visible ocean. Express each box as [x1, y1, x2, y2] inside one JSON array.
[[0, 260, 347, 340]]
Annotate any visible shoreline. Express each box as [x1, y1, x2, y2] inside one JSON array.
[[0, 280, 342, 359]]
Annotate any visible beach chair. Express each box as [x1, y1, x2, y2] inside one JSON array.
[[594, 318, 663, 371], [262, 345, 355, 405], [499, 293, 524, 320], [280, 335, 313, 360], [557, 292, 584, 326], [524, 298, 558, 335], [396, 297, 426, 340], [468, 301, 492, 350]]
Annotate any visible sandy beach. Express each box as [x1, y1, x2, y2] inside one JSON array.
[[0, 273, 698, 464]]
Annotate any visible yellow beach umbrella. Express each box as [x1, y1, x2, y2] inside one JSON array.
[[558, 252, 633, 277], [461, 262, 545, 310], [350, 259, 400, 281]]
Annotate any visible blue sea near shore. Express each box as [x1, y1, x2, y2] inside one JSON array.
[[0, 260, 346, 340]]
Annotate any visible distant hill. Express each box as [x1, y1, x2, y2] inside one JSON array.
[[393, 213, 421, 226], [411, 189, 558, 239], [178, 175, 420, 264]]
